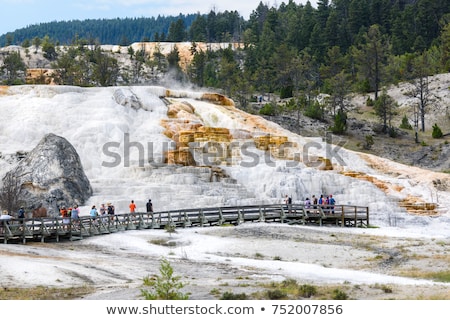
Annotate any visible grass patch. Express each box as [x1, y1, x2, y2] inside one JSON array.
[[149, 238, 176, 247], [372, 283, 393, 293], [256, 279, 352, 300], [398, 269, 450, 282], [0, 286, 94, 300], [254, 252, 264, 259], [220, 291, 248, 300], [331, 288, 349, 300], [298, 284, 318, 298], [209, 288, 221, 296], [273, 256, 282, 261], [429, 271, 450, 282]]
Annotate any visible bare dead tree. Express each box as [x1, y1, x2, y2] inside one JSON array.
[[407, 52, 433, 133], [0, 168, 27, 216]]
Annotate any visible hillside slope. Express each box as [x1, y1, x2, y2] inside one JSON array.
[[0, 85, 449, 231], [268, 73, 450, 173]]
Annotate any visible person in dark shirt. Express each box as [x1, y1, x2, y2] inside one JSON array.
[[146, 199, 153, 213]]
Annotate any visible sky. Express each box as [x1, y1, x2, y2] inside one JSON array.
[[0, 0, 317, 36]]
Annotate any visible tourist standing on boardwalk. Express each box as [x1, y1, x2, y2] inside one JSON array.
[[284, 195, 292, 213], [60, 206, 69, 230], [18, 207, 25, 219], [71, 205, 80, 227], [129, 200, 136, 213], [312, 195, 318, 209], [18, 207, 25, 230], [99, 204, 106, 216], [107, 203, 115, 220], [100, 204, 108, 223], [71, 205, 80, 219], [146, 199, 153, 213], [0, 210, 13, 232], [318, 195, 324, 207], [329, 195, 336, 214], [304, 197, 311, 213], [90, 205, 98, 221]]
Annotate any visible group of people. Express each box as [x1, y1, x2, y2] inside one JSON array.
[[59, 203, 116, 225], [285, 194, 336, 214], [128, 199, 153, 214], [57, 199, 154, 221]]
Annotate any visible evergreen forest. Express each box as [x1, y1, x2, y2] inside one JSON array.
[[1, 0, 450, 133]]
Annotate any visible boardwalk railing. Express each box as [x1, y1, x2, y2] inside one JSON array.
[[0, 203, 369, 244]]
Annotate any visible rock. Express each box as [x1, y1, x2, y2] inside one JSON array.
[[4, 133, 92, 217], [113, 88, 142, 110]]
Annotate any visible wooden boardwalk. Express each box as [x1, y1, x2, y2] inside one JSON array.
[[0, 203, 369, 244]]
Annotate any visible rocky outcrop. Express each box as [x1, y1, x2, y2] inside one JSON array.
[[4, 133, 92, 217], [113, 88, 143, 110], [26, 68, 57, 85], [161, 99, 299, 167]]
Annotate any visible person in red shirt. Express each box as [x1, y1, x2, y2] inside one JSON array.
[[129, 200, 137, 213]]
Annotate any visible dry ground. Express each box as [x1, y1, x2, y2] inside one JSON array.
[[1, 223, 449, 300]]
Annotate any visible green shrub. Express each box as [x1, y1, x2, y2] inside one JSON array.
[[304, 102, 323, 120], [330, 110, 347, 134], [280, 86, 293, 99], [399, 115, 412, 130], [357, 79, 371, 94], [432, 123, 443, 138], [380, 284, 393, 293], [281, 279, 298, 288], [259, 103, 277, 116], [331, 288, 348, 300], [141, 258, 190, 300], [364, 135, 374, 150], [298, 284, 317, 298], [220, 291, 248, 300], [266, 289, 287, 300], [388, 126, 398, 138]]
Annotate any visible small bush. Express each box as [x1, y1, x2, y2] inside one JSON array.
[[254, 252, 264, 259], [330, 110, 348, 134], [259, 103, 277, 116], [266, 289, 287, 300], [380, 285, 393, 293], [164, 224, 176, 234], [141, 258, 190, 300], [298, 284, 317, 298], [281, 279, 298, 288], [220, 291, 248, 300], [331, 288, 349, 300], [364, 135, 374, 150], [388, 126, 398, 138], [432, 123, 443, 138], [209, 288, 221, 296], [357, 79, 371, 94], [273, 256, 282, 261], [304, 102, 323, 120], [280, 85, 293, 99], [399, 115, 412, 130]]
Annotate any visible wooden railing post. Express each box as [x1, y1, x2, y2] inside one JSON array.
[[366, 207, 369, 227]]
